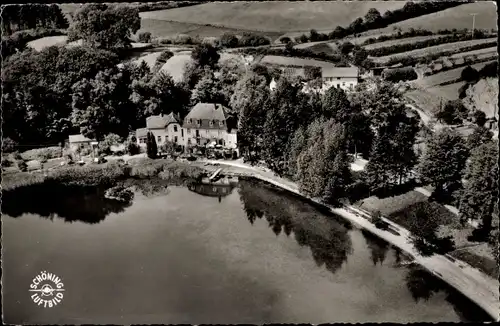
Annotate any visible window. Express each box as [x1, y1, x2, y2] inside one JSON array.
[[181, 129, 184, 137], [219, 121, 224, 127], [187, 128, 191, 134], [196, 138, 200, 145], [337, 77, 341, 80], [189, 119, 193, 124], [157, 135, 161, 142], [197, 119, 202, 126], [342, 82, 346, 86], [174, 125, 178, 132], [174, 136, 178, 143], [210, 120, 214, 127]]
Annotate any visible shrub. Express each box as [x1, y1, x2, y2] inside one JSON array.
[[479, 61, 497, 78], [98, 133, 123, 155], [45, 163, 127, 187], [458, 83, 470, 99], [279, 36, 291, 44], [2, 158, 14, 168], [239, 33, 270, 47], [17, 160, 28, 172], [219, 33, 239, 48], [436, 100, 468, 125], [20, 146, 61, 162], [126, 140, 141, 155], [137, 31, 152, 43], [473, 110, 487, 127], [461, 65, 479, 82], [382, 67, 418, 82], [146, 132, 158, 159], [2, 137, 17, 153]]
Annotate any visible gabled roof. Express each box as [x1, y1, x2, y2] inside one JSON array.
[[136, 128, 148, 138], [185, 103, 227, 122], [69, 134, 94, 143], [322, 67, 359, 78], [146, 112, 179, 129], [183, 103, 229, 130]]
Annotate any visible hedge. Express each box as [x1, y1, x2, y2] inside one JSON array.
[[382, 67, 418, 82], [1, 28, 66, 58], [367, 32, 496, 57]]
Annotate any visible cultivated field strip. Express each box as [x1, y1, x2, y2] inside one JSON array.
[[373, 38, 498, 64], [450, 47, 498, 59], [260, 55, 337, 68], [418, 60, 496, 88], [363, 34, 449, 50]]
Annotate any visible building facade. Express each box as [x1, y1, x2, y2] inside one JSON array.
[[321, 67, 359, 91], [136, 103, 238, 151]]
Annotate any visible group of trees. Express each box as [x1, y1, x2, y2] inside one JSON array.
[[382, 67, 418, 82], [67, 4, 141, 50], [458, 62, 498, 99], [1, 4, 68, 35], [218, 32, 270, 49], [290, 1, 465, 44]]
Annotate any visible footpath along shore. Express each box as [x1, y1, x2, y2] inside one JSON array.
[[199, 159, 500, 321]]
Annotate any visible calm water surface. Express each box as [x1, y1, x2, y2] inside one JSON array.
[[2, 179, 491, 324]]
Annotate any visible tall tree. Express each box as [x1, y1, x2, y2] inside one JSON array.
[[146, 132, 158, 159], [191, 43, 220, 69], [417, 128, 468, 195], [459, 141, 499, 239], [321, 86, 351, 122], [466, 126, 493, 151], [68, 4, 140, 50], [230, 73, 270, 163]]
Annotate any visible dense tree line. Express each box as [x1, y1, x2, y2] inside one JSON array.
[[291, 1, 467, 44], [367, 32, 495, 57], [218, 32, 271, 48], [132, 1, 203, 13], [1, 4, 68, 35], [239, 46, 348, 66]]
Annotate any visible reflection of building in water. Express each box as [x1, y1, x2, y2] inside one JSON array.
[[188, 183, 234, 198]]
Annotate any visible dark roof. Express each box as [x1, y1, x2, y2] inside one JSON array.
[[322, 67, 359, 78], [146, 112, 179, 129], [183, 103, 229, 130]]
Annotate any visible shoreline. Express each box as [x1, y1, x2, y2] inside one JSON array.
[[200, 159, 500, 321]]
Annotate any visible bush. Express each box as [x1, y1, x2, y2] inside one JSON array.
[[382, 67, 418, 82], [98, 133, 123, 155], [219, 33, 239, 48], [458, 83, 470, 100], [461, 65, 479, 82], [473, 110, 487, 127], [137, 31, 152, 43], [279, 36, 291, 44], [20, 146, 61, 162], [45, 163, 127, 187], [239, 33, 270, 47], [436, 100, 468, 125], [17, 160, 28, 172], [2, 137, 17, 153], [126, 140, 140, 155]]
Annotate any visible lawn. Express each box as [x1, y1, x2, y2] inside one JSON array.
[[463, 77, 499, 119], [372, 37, 497, 64], [378, 2, 498, 33], [158, 53, 192, 82], [449, 249, 499, 279], [27, 35, 68, 51], [139, 1, 406, 33], [363, 34, 448, 50], [260, 55, 337, 68]]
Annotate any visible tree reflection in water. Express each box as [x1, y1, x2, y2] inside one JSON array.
[[2, 184, 132, 224], [238, 179, 353, 275], [404, 265, 491, 322], [361, 229, 390, 266]]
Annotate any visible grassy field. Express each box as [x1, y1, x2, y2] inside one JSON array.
[[260, 55, 337, 68], [372, 37, 497, 64], [139, 1, 405, 33], [417, 60, 495, 88], [356, 190, 429, 217], [379, 2, 498, 33], [138, 19, 282, 40], [363, 34, 448, 50], [27, 35, 68, 51]]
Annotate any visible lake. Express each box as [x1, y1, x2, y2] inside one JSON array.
[[1, 178, 491, 323]]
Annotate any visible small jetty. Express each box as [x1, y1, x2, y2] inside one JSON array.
[[208, 168, 223, 182]]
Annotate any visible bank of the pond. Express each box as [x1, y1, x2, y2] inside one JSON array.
[[3, 158, 498, 320], [199, 159, 499, 322]]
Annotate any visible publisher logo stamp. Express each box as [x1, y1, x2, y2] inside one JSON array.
[[29, 271, 65, 308]]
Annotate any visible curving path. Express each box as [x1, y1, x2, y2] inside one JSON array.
[[200, 159, 500, 321]]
